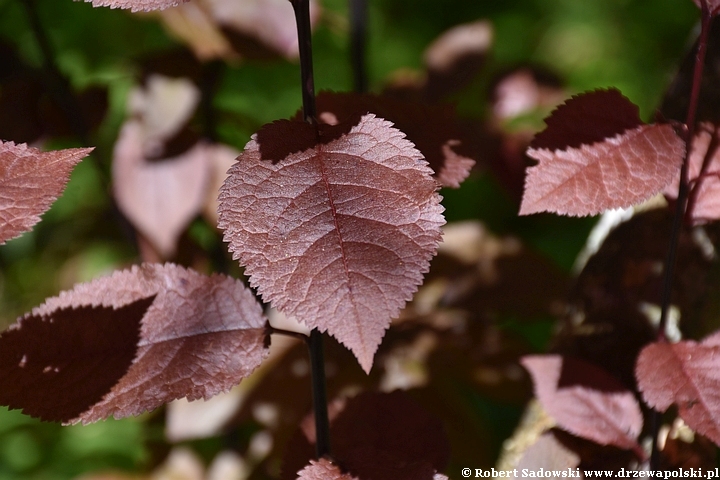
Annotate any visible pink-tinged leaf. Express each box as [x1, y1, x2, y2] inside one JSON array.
[[422, 20, 493, 101], [692, 0, 720, 13], [0, 141, 92, 244], [309, 91, 476, 188], [0, 263, 268, 424], [520, 123, 684, 216], [636, 333, 720, 446], [665, 123, 720, 223], [87, 0, 186, 13], [113, 121, 210, 258], [512, 433, 581, 479], [297, 459, 358, 480], [218, 114, 444, 373], [127, 75, 200, 156], [521, 355, 643, 451], [530, 89, 643, 151], [203, 143, 241, 225]]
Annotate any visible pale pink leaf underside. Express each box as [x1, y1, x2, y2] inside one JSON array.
[[218, 114, 444, 372], [205, 0, 321, 59], [113, 121, 210, 258], [0, 141, 92, 245], [512, 433, 580, 479], [521, 124, 684, 216], [692, 1, 720, 14], [522, 355, 643, 450], [297, 459, 358, 480], [30, 263, 268, 424], [636, 334, 720, 446], [88, 0, 185, 12]]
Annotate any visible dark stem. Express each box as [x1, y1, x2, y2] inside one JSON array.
[[308, 329, 331, 458], [686, 128, 720, 219], [20, 0, 89, 143], [290, 0, 317, 123], [349, 0, 368, 93], [266, 324, 310, 342], [289, 0, 330, 459], [649, 0, 712, 470]]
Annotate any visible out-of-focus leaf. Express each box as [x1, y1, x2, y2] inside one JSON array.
[[522, 355, 643, 452], [282, 391, 450, 480], [637, 331, 720, 446]]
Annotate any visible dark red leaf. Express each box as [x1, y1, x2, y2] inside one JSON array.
[[521, 124, 684, 216], [522, 355, 643, 451], [530, 89, 643, 151], [282, 391, 450, 480], [0, 298, 154, 423], [218, 115, 444, 372], [0, 141, 92, 244], [307, 91, 476, 188], [636, 332, 720, 446], [255, 118, 359, 164], [2, 263, 268, 424]]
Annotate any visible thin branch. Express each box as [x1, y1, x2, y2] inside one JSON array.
[[289, 0, 331, 459], [650, 0, 713, 469], [20, 0, 89, 143], [349, 0, 368, 93], [308, 329, 331, 458], [265, 323, 310, 342], [290, 0, 317, 123]]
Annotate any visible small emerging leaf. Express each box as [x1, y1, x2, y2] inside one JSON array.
[[636, 332, 720, 446], [218, 114, 444, 372], [522, 355, 644, 451], [0, 263, 268, 424], [297, 459, 358, 480], [0, 141, 92, 244]]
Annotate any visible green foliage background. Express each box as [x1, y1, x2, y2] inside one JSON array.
[[0, 0, 700, 478]]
